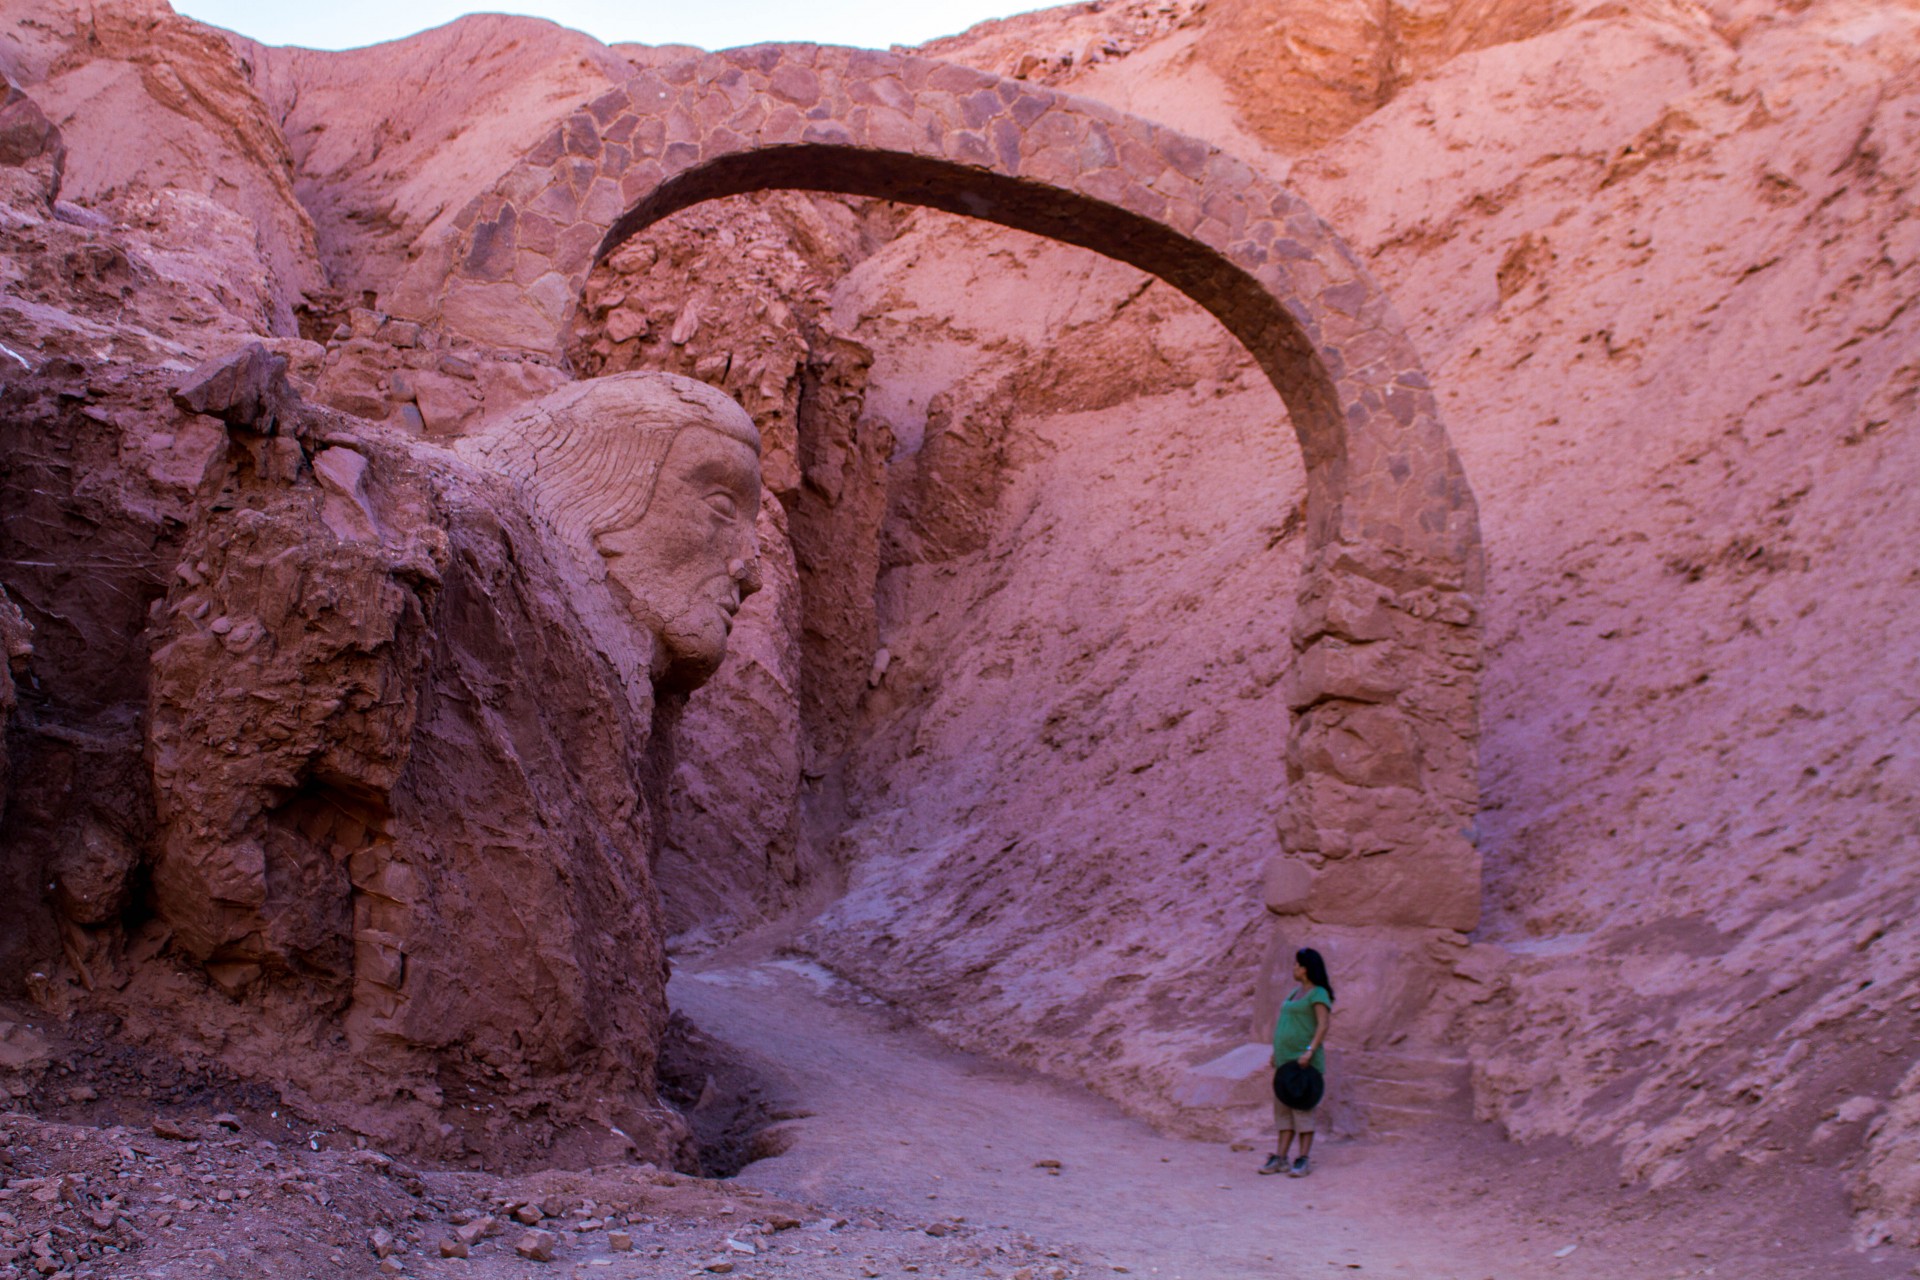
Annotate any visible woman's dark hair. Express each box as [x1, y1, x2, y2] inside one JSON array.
[[1296, 947, 1334, 1001]]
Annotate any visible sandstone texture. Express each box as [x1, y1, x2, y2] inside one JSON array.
[[1, 0, 322, 334], [0, 0, 1915, 1251], [888, 0, 1920, 1242], [0, 345, 694, 1168]]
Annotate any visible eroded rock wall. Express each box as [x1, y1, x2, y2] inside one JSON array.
[[0, 348, 690, 1167], [0, 0, 323, 335], [1272, 0, 1920, 1238], [240, 13, 636, 319], [0, 365, 199, 988]]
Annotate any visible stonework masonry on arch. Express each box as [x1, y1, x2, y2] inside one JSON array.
[[424, 42, 1487, 947]]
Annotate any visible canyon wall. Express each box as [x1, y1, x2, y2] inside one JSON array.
[[1279, 0, 1920, 1239], [0, 0, 1914, 1243], [899, 0, 1920, 1242]]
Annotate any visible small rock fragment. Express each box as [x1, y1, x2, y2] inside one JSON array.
[[606, 308, 648, 343], [513, 1203, 544, 1225], [370, 1227, 399, 1258], [151, 1119, 193, 1141], [438, 1238, 468, 1258], [669, 298, 701, 345], [607, 1231, 632, 1252], [172, 343, 299, 435], [514, 1229, 556, 1262]]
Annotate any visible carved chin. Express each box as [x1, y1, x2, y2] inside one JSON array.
[[653, 615, 732, 692]]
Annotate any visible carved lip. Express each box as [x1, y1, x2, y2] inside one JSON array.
[[715, 582, 744, 626]]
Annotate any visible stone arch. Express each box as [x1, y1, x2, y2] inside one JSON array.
[[434, 44, 1486, 935]]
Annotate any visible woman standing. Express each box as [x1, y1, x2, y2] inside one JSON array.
[[1260, 947, 1334, 1177]]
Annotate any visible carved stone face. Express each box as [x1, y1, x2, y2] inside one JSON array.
[[593, 425, 763, 692], [454, 371, 764, 696]]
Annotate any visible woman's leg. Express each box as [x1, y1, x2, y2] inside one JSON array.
[[1288, 1107, 1317, 1174], [1263, 1098, 1297, 1171]]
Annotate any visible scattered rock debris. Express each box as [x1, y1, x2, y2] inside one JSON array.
[[0, 1109, 1085, 1279]]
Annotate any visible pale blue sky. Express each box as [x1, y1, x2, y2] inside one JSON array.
[[172, 1, 1041, 52]]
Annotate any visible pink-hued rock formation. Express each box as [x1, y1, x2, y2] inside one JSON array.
[[0, 1, 320, 332], [0, 0, 1916, 1249], [894, 0, 1920, 1242], [0, 343, 734, 1168]]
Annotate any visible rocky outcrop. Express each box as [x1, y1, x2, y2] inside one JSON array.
[[0, 73, 64, 202], [1193, 0, 1571, 153], [0, 0, 323, 334], [241, 13, 636, 317], [0, 343, 703, 1168]]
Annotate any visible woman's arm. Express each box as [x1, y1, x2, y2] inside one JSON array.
[[1296, 1003, 1331, 1067]]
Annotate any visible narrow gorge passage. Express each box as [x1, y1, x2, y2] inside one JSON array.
[[668, 957, 1777, 1280]]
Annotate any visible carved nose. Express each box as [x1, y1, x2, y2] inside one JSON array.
[[730, 556, 762, 599]]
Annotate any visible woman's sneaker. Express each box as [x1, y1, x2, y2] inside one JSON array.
[[1258, 1154, 1286, 1175], [1287, 1157, 1310, 1177]]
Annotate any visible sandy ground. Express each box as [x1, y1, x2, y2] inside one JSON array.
[[6, 959, 1918, 1279], [671, 956, 1920, 1280]]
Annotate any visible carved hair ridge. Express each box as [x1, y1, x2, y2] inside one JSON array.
[[459, 372, 759, 570]]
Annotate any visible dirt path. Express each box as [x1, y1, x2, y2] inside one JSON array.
[[671, 957, 1916, 1280], [6, 964, 1909, 1279], [673, 959, 1536, 1280]]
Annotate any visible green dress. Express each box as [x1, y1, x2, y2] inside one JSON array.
[[1272, 985, 1331, 1074]]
